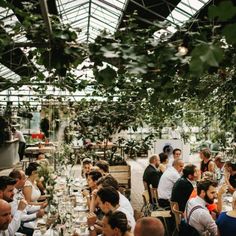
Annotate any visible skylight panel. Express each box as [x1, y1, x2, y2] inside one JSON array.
[[91, 4, 120, 18], [92, 10, 118, 24], [0, 65, 21, 82], [162, 0, 210, 38], [57, 0, 128, 43]]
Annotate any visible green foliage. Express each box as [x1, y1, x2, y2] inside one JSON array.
[[208, 1, 236, 21], [76, 98, 144, 142], [190, 43, 224, 76], [1, 0, 236, 143], [223, 24, 236, 44]]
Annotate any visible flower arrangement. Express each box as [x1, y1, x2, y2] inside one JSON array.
[[37, 160, 57, 212]]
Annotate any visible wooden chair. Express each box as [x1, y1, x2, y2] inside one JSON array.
[[141, 190, 151, 216], [149, 185, 158, 207], [170, 201, 184, 236], [147, 186, 172, 236]]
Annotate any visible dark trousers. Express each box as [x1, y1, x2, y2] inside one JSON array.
[[158, 198, 170, 209], [18, 225, 34, 236], [19, 141, 26, 161]]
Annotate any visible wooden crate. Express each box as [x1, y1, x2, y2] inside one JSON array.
[[109, 165, 131, 199]]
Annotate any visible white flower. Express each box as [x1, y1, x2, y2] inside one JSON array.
[[46, 185, 53, 190]]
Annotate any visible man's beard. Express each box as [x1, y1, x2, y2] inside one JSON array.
[[204, 193, 214, 204], [1, 223, 9, 230], [4, 196, 13, 203]]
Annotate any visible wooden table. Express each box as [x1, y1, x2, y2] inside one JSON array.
[[25, 146, 56, 155]]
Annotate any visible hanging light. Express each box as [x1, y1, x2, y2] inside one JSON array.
[[178, 46, 188, 56]]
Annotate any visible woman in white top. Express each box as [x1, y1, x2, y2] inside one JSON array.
[[23, 162, 46, 206]]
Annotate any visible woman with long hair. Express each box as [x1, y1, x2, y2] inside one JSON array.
[[23, 162, 47, 206]]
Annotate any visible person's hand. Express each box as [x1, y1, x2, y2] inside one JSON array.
[[87, 212, 97, 226], [41, 201, 48, 208], [224, 171, 230, 180], [36, 209, 45, 218], [72, 230, 80, 236], [91, 189, 98, 198], [82, 189, 90, 198], [18, 199, 27, 211], [210, 210, 218, 220], [218, 184, 228, 197]]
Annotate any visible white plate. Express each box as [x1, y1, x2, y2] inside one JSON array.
[[37, 218, 46, 225], [225, 196, 233, 203], [75, 217, 87, 224], [74, 206, 88, 212], [75, 228, 89, 236]]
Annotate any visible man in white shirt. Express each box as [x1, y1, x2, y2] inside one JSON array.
[[9, 169, 45, 235], [158, 159, 184, 208], [88, 186, 135, 235], [11, 127, 26, 161], [168, 124, 181, 140], [214, 154, 225, 184], [185, 180, 218, 236], [0, 199, 12, 236], [0, 176, 27, 236], [167, 148, 182, 168], [95, 175, 134, 216]]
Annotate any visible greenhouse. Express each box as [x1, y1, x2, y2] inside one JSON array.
[[0, 0, 236, 236]]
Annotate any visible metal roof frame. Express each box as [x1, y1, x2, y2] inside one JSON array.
[[0, 0, 214, 93]]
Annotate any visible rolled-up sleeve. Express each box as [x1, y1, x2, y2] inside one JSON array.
[[8, 210, 22, 235], [198, 211, 218, 236]]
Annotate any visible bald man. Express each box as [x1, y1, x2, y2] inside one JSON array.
[[0, 199, 12, 235], [134, 217, 164, 236]]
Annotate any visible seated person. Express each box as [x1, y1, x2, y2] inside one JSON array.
[[143, 155, 162, 204], [95, 160, 109, 176], [36, 153, 49, 166], [83, 170, 102, 208], [81, 158, 93, 179], [216, 191, 236, 236], [88, 186, 135, 232], [91, 175, 134, 216], [224, 161, 236, 193], [200, 148, 215, 176], [158, 153, 169, 174], [102, 211, 133, 236], [23, 162, 47, 206], [171, 164, 198, 212]]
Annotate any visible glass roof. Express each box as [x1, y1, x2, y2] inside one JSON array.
[[0, 0, 211, 94], [56, 0, 128, 43]]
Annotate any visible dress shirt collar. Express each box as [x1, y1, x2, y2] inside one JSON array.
[[194, 196, 207, 209], [150, 163, 158, 170], [186, 178, 196, 188], [170, 166, 180, 176]]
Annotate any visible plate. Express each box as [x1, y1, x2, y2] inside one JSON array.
[[75, 227, 89, 236], [75, 217, 87, 224], [37, 218, 46, 225], [74, 206, 88, 212], [225, 196, 233, 203]]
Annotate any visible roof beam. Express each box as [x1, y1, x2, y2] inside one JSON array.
[[39, 0, 53, 44], [86, 0, 92, 43], [129, 0, 178, 26]]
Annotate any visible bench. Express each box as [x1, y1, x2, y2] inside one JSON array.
[[109, 165, 131, 199]]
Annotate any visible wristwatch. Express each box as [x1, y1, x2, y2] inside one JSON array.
[[89, 225, 95, 231]]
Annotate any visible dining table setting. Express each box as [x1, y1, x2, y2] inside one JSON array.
[[33, 171, 90, 236]]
